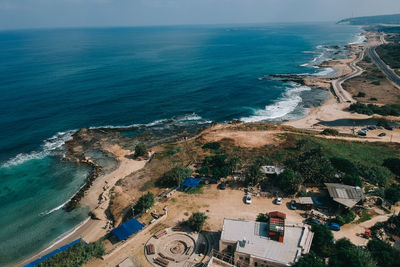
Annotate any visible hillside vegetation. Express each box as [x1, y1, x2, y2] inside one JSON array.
[[338, 14, 400, 25]]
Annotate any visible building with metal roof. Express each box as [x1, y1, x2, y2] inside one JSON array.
[[219, 218, 314, 267], [325, 183, 365, 208]]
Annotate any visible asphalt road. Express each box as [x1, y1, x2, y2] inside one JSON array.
[[367, 46, 400, 87], [331, 51, 364, 103]]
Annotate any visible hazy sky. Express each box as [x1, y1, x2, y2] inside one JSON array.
[[0, 0, 399, 30]]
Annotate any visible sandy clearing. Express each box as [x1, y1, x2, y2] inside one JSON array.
[[201, 129, 285, 148]]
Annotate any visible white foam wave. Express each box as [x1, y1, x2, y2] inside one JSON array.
[[349, 33, 366, 45], [241, 84, 311, 122], [1, 130, 76, 168], [313, 67, 336, 77], [40, 199, 70, 216]]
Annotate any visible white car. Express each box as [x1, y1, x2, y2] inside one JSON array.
[[245, 193, 252, 204], [275, 197, 282, 205]]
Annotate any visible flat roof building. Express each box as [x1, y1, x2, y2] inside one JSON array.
[[218, 217, 314, 267]]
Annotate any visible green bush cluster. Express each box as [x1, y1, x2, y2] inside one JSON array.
[[38, 240, 105, 267], [335, 210, 356, 226], [156, 165, 193, 187], [202, 141, 221, 150], [321, 128, 339, 136], [133, 192, 154, 216], [187, 212, 207, 232], [349, 102, 400, 116], [134, 143, 147, 158]]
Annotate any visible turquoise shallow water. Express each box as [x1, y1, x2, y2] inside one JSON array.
[[0, 22, 362, 265]]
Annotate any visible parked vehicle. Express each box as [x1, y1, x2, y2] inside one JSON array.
[[368, 125, 376, 130], [305, 218, 321, 225], [357, 130, 367, 136], [378, 132, 386, 137], [275, 197, 282, 205], [361, 128, 369, 132], [245, 193, 252, 204], [290, 200, 297, 210], [218, 182, 226, 190], [326, 222, 340, 231]]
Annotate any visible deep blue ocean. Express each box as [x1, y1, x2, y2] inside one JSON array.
[[0, 23, 362, 265]]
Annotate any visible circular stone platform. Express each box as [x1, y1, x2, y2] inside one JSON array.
[[145, 228, 206, 267]]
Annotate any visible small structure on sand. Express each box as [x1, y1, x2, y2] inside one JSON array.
[[325, 183, 365, 209], [298, 197, 314, 210]]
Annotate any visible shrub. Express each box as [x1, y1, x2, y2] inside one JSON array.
[[384, 184, 400, 204], [311, 224, 334, 258], [335, 210, 355, 226], [330, 157, 358, 175], [369, 97, 378, 101], [38, 240, 105, 267], [371, 80, 381, 86], [157, 165, 193, 187], [321, 128, 339, 136], [383, 158, 400, 176], [356, 164, 393, 187], [357, 92, 366, 97], [342, 174, 363, 187], [256, 213, 269, 223], [277, 169, 303, 194], [187, 212, 207, 232], [367, 239, 400, 267], [287, 148, 336, 185], [295, 251, 326, 267], [199, 165, 210, 176], [133, 192, 154, 216], [134, 143, 147, 158], [329, 238, 377, 267], [202, 142, 220, 150]]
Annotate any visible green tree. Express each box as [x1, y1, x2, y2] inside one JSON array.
[[383, 158, 400, 176], [287, 148, 336, 185], [356, 164, 393, 187], [295, 251, 326, 267], [245, 163, 263, 186], [199, 165, 210, 176], [134, 143, 147, 158], [330, 157, 358, 176], [329, 238, 377, 267], [367, 239, 400, 267], [38, 240, 105, 267], [342, 174, 363, 187], [256, 213, 269, 223], [227, 156, 242, 173], [188, 212, 207, 232], [335, 210, 355, 226], [384, 184, 400, 204], [133, 192, 155, 216], [277, 169, 303, 194], [311, 224, 334, 258], [157, 165, 193, 187]]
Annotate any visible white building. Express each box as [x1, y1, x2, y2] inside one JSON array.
[[216, 218, 313, 267]]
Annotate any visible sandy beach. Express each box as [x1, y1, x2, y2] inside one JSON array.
[[16, 145, 149, 267]]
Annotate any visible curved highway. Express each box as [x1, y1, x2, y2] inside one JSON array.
[[367, 45, 400, 87], [331, 50, 364, 103]]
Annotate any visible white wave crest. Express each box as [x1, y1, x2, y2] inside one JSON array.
[[1, 130, 76, 168], [241, 84, 311, 122], [349, 33, 366, 45], [313, 67, 336, 77]]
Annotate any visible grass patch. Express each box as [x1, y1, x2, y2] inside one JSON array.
[[355, 209, 373, 224], [309, 137, 399, 166], [187, 184, 205, 194]]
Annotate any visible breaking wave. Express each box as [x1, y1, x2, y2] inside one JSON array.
[[240, 83, 312, 122]]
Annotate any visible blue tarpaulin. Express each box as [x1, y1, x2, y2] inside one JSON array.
[[312, 197, 330, 206], [181, 177, 202, 188], [24, 238, 86, 267], [111, 218, 144, 241]]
